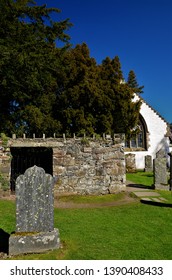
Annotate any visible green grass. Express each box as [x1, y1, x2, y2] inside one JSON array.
[[126, 171, 154, 187], [0, 198, 172, 260], [0, 171, 172, 260], [126, 171, 172, 203], [56, 192, 125, 204], [156, 190, 172, 203]]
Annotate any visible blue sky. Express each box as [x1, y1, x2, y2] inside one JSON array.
[[37, 0, 172, 123]]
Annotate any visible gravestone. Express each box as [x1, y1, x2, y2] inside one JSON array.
[[125, 153, 136, 173], [156, 148, 166, 159], [145, 155, 153, 172], [15, 165, 54, 232], [9, 166, 60, 255], [153, 149, 169, 190]]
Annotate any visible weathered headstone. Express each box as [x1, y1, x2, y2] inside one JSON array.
[[9, 166, 60, 255], [145, 155, 153, 172], [156, 148, 166, 159], [153, 157, 168, 190], [16, 165, 54, 232], [125, 153, 136, 173]]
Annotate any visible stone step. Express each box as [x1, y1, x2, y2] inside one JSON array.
[[151, 197, 164, 202], [159, 197, 167, 201], [133, 191, 160, 197]]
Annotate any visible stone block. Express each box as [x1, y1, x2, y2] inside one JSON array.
[[104, 151, 124, 160], [63, 155, 75, 166], [87, 168, 96, 176], [96, 166, 105, 176], [53, 166, 66, 175], [66, 144, 80, 157], [83, 147, 92, 153], [93, 147, 106, 154], [53, 157, 64, 165], [53, 149, 65, 157], [102, 160, 114, 168], [109, 183, 126, 193], [92, 153, 103, 160], [9, 229, 60, 256]]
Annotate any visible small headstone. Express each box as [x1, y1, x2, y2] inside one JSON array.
[[145, 155, 153, 172], [125, 153, 136, 173], [9, 165, 60, 255], [15, 165, 54, 232]]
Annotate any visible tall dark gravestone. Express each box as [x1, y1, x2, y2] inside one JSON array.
[[153, 149, 169, 190], [9, 166, 60, 255]]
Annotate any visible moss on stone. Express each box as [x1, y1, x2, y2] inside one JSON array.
[[11, 232, 38, 236]]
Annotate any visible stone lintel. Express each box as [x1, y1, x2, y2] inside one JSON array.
[[8, 141, 62, 148]]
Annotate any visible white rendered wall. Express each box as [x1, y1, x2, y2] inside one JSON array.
[[125, 95, 169, 169]]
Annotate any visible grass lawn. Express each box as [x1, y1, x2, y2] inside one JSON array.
[[126, 171, 172, 203], [56, 192, 125, 203], [0, 195, 172, 260], [126, 171, 154, 187]]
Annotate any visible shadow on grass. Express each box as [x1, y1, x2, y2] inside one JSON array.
[[140, 199, 172, 208], [141, 174, 154, 178], [127, 183, 154, 190], [0, 228, 10, 254]]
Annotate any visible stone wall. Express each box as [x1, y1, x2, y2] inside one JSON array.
[[0, 134, 126, 195], [0, 139, 11, 192], [53, 134, 126, 195]]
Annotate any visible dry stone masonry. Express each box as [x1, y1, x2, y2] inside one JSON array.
[[53, 134, 126, 195], [0, 138, 11, 194], [0, 133, 126, 194]]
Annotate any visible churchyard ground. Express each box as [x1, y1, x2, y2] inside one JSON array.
[[0, 171, 172, 260]]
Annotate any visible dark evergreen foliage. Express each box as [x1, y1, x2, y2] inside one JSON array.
[[0, 0, 71, 136], [127, 70, 144, 94], [0, 1, 143, 139]]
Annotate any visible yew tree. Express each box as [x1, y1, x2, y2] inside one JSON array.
[[99, 56, 142, 138], [0, 1, 143, 139], [0, 0, 71, 136], [127, 70, 144, 94], [55, 46, 142, 138], [55, 43, 104, 136]]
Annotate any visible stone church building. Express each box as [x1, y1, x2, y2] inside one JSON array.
[[125, 94, 170, 169]]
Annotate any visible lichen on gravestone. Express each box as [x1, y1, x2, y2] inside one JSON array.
[[15, 165, 54, 233]]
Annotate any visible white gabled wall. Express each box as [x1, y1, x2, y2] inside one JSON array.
[[125, 94, 169, 169]]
